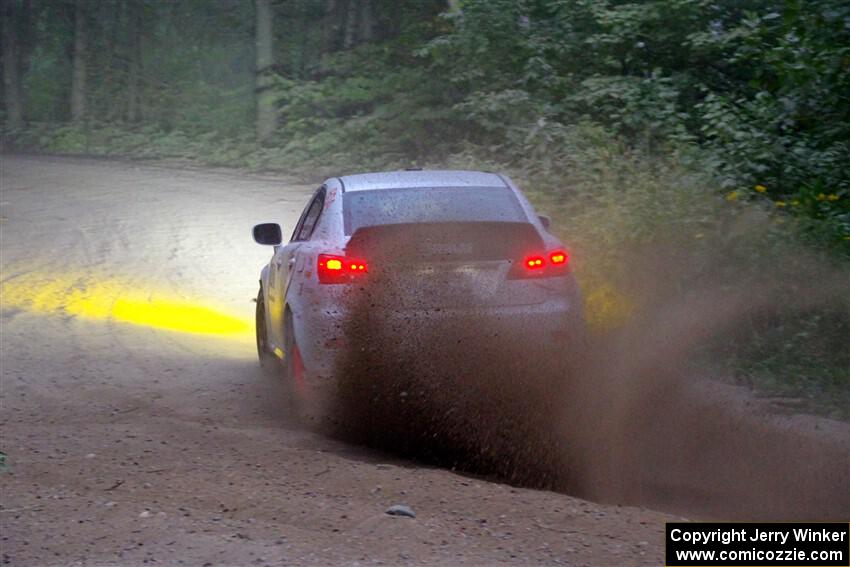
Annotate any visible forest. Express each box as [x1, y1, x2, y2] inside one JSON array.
[[2, 0, 849, 413]]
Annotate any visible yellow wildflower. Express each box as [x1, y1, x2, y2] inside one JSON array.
[[725, 190, 739, 202], [775, 201, 786, 208], [816, 193, 827, 201], [754, 184, 767, 193], [791, 200, 800, 207], [827, 194, 839, 201]]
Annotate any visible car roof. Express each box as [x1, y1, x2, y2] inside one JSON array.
[[337, 170, 508, 192]]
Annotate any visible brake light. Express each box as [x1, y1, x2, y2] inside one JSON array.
[[510, 250, 570, 279], [318, 254, 367, 284], [550, 251, 568, 265], [525, 256, 546, 270]]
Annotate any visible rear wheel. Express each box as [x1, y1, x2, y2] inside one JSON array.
[[255, 288, 277, 374], [283, 311, 303, 414]]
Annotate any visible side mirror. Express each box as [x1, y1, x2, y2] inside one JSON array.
[[538, 215, 551, 231], [253, 223, 282, 246]]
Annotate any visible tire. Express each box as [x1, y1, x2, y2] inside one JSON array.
[[282, 311, 302, 415], [255, 288, 277, 374]]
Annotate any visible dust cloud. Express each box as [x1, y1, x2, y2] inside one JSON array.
[[325, 226, 850, 521]]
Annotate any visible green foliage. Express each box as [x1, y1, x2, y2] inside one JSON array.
[[692, 2, 850, 247], [416, 0, 850, 247]]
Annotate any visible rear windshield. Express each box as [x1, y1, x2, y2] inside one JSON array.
[[343, 186, 526, 235]]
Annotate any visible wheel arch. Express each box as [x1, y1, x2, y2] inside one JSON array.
[[259, 265, 270, 293]]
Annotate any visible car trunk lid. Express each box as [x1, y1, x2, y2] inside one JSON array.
[[345, 222, 548, 308]]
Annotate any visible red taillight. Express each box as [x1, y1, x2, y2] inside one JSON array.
[[318, 254, 368, 284], [550, 251, 568, 265], [524, 256, 546, 270], [510, 250, 570, 279]]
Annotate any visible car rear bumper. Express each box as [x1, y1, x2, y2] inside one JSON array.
[[294, 296, 583, 384]]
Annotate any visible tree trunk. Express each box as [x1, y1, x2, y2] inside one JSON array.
[[290, 3, 305, 77], [324, 0, 337, 46], [318, 0, 338, 72], [342, 0, 358, 50], [358, 0, 373, 44], [126, 0, 142, 122], [255, 0, 275, 143], [1, 0, 24, 128], [71, 0, 87, 122]]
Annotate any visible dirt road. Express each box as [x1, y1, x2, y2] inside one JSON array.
[[1, 155, 679, 566]]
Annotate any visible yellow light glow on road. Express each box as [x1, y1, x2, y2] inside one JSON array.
[[1, 272, 251, 337], [112, 297, 249, 335]]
